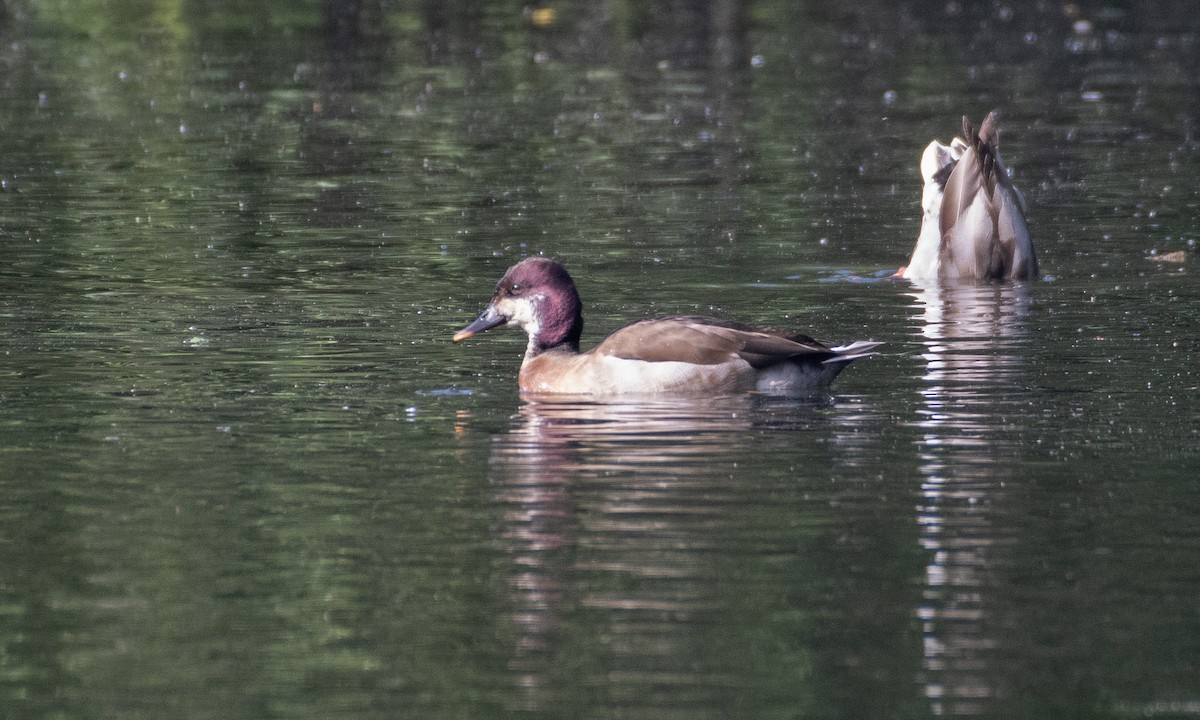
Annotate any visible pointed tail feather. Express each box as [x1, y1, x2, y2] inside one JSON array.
[[824, 340, 884, 364]]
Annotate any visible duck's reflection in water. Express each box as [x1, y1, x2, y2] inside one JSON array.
[[906, 280, 1033, 715], [485, 394, 875, 714], [489, 397, 751, 712]]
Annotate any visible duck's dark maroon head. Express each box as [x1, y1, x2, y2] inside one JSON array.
[[453, 257, 584, 352]]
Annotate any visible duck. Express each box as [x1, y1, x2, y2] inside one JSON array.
[[901, 112, 1038, 281], [452, 257, 881, 396]]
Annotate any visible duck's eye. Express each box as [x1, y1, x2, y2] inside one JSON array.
[[509, 283, 523, 294]]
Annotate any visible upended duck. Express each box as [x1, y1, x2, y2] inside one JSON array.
[[453, 257, 881, 396], [900, 112, 1038, 281]]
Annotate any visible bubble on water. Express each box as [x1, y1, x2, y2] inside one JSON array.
[[417, 387, 476, 397]]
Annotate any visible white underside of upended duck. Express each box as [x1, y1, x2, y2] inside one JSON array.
[[901, 112, 1037, 282]]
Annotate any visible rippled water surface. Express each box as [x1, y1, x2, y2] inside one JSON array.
[[2, 1, 1199, 717]]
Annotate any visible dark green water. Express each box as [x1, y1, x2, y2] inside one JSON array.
[[2, 1, 1198, 717]]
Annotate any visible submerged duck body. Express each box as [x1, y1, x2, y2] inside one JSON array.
[[453, 257, 880, 397], [902, 112, 1038, 282]]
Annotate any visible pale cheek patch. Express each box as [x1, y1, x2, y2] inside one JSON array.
[[496, 295, 543, 336]]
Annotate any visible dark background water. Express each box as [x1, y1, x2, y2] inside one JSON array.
[[1, 1, 1198, 717]]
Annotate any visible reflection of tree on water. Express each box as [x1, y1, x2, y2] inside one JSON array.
[[906, 280, 1033, 715]]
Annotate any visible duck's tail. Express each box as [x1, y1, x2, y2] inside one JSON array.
[[825, 340, 884, 364]]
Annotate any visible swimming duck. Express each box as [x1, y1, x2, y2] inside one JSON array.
[[901, 112, 1037, 281], [452, 257, 880, 396]]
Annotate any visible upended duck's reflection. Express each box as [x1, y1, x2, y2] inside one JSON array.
[[906, 280, 1033, 715], [484, 395, 870, 713]]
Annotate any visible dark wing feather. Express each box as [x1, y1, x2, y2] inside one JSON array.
[[591, 317, 835, 368], [939, 165, 986, 276]]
